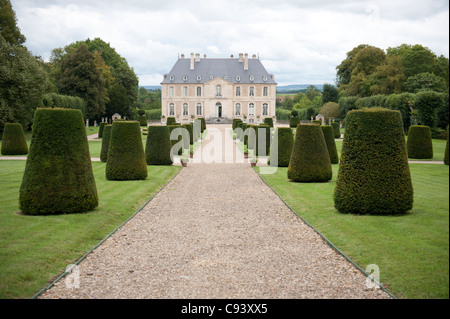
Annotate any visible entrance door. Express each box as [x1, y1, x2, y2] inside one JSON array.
[[216, 102, 222, 117]]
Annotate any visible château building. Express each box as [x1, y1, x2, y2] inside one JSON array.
[[161, 53, 277, 124]]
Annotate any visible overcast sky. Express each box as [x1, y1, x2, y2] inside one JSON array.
[[12, 0, 450, 87]]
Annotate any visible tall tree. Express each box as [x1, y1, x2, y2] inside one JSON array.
[[58, 44, 105, 119], [0, 0, 25, 46], [322, 83, 339, 103]]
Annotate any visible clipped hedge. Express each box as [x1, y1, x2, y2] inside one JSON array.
[[321, 125, 339, 164], [331, 122, 341, 138], [257, 124, 271, 156], [289, 117, 300, 128], [106, 121, 147, 180], [263, 117, 274, 128], [184, 123, 193, 145], [269, 127, 294, 167], [168, 124, 183, 155], [19, 108, 98, 215], [138, 115, 148, 126], [100, 124, 112, 162], [334, 108, 413, 215], [145, 125, 173, 165], [407, 125, 433, 159], [1, 123, 28, 155], [288, 124, 332, 182], [98, 122, 106, 138]]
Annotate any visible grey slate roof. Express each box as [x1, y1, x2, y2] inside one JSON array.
[[161, 58, 277, 85]]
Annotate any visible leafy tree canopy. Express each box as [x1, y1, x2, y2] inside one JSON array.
[[0, 0, 25, 46]]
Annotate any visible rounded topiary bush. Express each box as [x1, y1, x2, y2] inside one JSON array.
[[100, 124, 112, 162], [312, 120, 322, 125], [334, 108, 413, 215], [138, 115, 148, 126], [289, 116, 300, 128], [331, 122, 341, 138], [264, 117, 274, 128], [1, 123, 28, 155], [106, 121, 147, 180], [321, 125, 339, 164], [98, 122, 106, 138], [19, 108, 98, 215], [407, 125, 433, 159], [288, 124, 332, 182], [269, 127, 293, 167], [166, 117, 176, 125], [145, 125, 173, 165]]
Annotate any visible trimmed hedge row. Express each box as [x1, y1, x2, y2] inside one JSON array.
[[288, 124, 332, 182], [407, 125, 433, 159], [1, 123, 28, 155], [98, 122, 106, 138], [19, 108, 98, 215], [106, 121, 147, 180], [331, 122, 341, 138], [263, 117, 274, 128], [334, 108, 413, 215], [145, 125, 173, 165]]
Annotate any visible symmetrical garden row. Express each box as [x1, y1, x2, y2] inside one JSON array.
[[2, 109, 206, 215]]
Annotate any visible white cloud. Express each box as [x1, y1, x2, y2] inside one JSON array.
[[12, 0, 450, 86]]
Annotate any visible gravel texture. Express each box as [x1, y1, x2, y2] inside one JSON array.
[[39, 125, 391, 299]]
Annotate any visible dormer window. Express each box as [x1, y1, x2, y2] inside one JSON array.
[[169, 75, 175, 81], [183, 75, 188, 82], [263, 75, 268, 82], [236, 76, 240, 82], [197, 75, 202, 81], [249, 75, 254, 82], [210, 75, 214, 80], [224, 75, 228, 80]]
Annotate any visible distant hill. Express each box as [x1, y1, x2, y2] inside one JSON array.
[[276, 84, 323, 93], [141, 86, 161, 91]]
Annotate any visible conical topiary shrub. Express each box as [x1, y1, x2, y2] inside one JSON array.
[[106, 121, 147, 180], [334, 108, 413, 215], [19, 108, 98, 215], [257, 124, 271, 156], [407, 125, 433, 159], [1, 123, 28, 155], [288, 124, 332, 182], [145, 125, 173, 165], [269, 127, 294, 167], [321, 125, 339, 164], [98, 122, 106, 138], [100, 124, 112, 162], [184, 123, 193, 145], [331, 122, 341, 138]]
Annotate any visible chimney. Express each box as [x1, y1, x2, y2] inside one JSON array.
[[239, 53, 243, 62], [204, 54, 207, 59], [230, 54, 234, 58], [190, 53, 194, 70], [180, 53, 185, 59], [195, 53, 200, 62], [252, 54, 257, 59], [244, 53, 248, 70]]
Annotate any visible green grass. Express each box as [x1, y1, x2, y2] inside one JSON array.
[[256, 163, 449, 299], [0, 160, 181, 299]]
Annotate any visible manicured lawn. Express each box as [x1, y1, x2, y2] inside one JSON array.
[[257, 163, 449, 299], [0, 160, 181, 299]]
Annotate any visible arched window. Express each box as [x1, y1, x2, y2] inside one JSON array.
[[235, 103, 241, 116], [183, 103, 188, 116], [196, 103, 202, 116], [263, 103, 269, 116], [216, 85, 222, 97], [169, 103, 175, 116], [197, 86, 201, 97], [249, 103, 255, 116]]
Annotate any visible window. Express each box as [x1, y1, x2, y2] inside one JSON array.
[[169, 103, 175, 116], [263, 87, 268, 97], [183, 75, 188, 81], [169, 86, 174, 97], [197, 86, 202, 97], [197, 75, 202, 81], [263, 103, 268, 116], [169, 75, 174, 81], [249, 87, 255, 97], [249, 75, 254, 82], [236, 86, 241, 96], [183, 86, 188, 97], [216, 85, 222, 97], [183, 103, 188, 116], [236, 75, 240, 82], [263, 75, 268, 82], [235, 103, 241, 116], [196, 103, 202, 116], [249, 103, 255, 116]]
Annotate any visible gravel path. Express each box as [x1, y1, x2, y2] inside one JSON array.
[[39, 125, 391, 299]]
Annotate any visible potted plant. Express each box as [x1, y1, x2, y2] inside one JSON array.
[[250, 158, 258, 167]]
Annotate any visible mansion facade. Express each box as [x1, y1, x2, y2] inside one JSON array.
[[161, 53, 277, 124]]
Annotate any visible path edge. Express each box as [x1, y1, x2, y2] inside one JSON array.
[[30, 166, 184, 299], [253, 167, 398, 300]]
